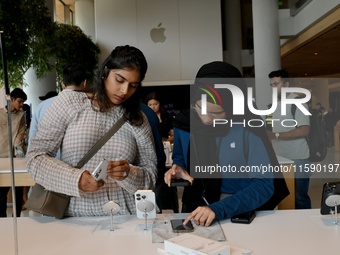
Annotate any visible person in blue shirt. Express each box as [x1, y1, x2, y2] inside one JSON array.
[[164, 61, 289, 226]]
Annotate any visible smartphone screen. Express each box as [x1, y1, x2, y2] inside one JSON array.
[[91, 158, 108, 181], [170, 219, 194, 233]]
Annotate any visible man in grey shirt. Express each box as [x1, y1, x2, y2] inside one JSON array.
[[267, 69, 311, 209]]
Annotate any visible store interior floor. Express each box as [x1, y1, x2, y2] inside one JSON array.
[[6, 147, 340, 217]]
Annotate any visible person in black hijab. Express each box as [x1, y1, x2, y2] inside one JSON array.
[[164, 61, 289, 226]]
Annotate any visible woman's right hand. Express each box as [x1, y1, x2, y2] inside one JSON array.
[[164, 164, 194, 187], [78, 171, 105, 192]]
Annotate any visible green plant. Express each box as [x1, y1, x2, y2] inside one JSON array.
[[50, 23, 100, 88], [0, 0, 100, 90], [0, 0, 54, 88]]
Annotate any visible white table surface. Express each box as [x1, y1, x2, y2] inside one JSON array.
[[1, 209, 340, 255]]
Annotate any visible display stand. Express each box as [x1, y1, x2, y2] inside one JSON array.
[[325, 194, 340, 225], [137, 200, 155, 230], [135, 190, 156, 231], [103, 201, 120, 231]]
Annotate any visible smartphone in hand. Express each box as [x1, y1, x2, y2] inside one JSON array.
[[170, 179, 191, 187], [91, 158, 108, 181]]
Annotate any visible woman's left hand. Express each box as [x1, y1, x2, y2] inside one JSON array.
[[79, 171, 105, 192], [183, 206, 215, 227], [107, 160, 130, 180]]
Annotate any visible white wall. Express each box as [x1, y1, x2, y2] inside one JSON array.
[[23, 67, 57, 113], [94, 0, 223, 86], [75, 0, 95, 40]]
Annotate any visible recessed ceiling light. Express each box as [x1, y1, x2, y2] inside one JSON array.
[[314, 52, 318, 55]]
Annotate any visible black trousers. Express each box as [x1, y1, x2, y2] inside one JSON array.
[[154, 182, 179, 213], [0, 187, 23, 217]]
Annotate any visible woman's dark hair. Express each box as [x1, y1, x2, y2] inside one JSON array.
[[193, 61, 246, 121], [145, 91, 168, 121], [145, 91, 161, 105], [92, 45, 148, 125], [145, 91, 173, 138]]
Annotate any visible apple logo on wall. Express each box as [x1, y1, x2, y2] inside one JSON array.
[[150, 22, 166, 43]]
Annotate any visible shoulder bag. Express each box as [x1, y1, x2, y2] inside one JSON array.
[[25, 116, 125, 219]]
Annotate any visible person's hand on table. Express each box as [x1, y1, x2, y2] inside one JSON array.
[[183, 206, 215, 227], [164, 164, 194, 187]]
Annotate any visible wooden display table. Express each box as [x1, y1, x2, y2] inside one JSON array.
[[0, 158, 35, 187]]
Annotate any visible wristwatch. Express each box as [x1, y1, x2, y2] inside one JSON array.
[[275, 132, 280, 140]]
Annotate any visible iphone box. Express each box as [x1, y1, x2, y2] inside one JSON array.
[[164, 233, 230, 255]]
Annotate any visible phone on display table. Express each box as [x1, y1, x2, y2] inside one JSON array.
[[231, 211, 256, 224], [91, 158, 108, 181], [170, 179, 191, 187], [170, 219, 194, 233], [320, 182, 340, 215]]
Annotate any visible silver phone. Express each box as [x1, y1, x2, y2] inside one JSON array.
[[91, 158, 108, 181]]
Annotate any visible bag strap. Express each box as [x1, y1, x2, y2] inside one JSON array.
[[75, 116, 125, 168]]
